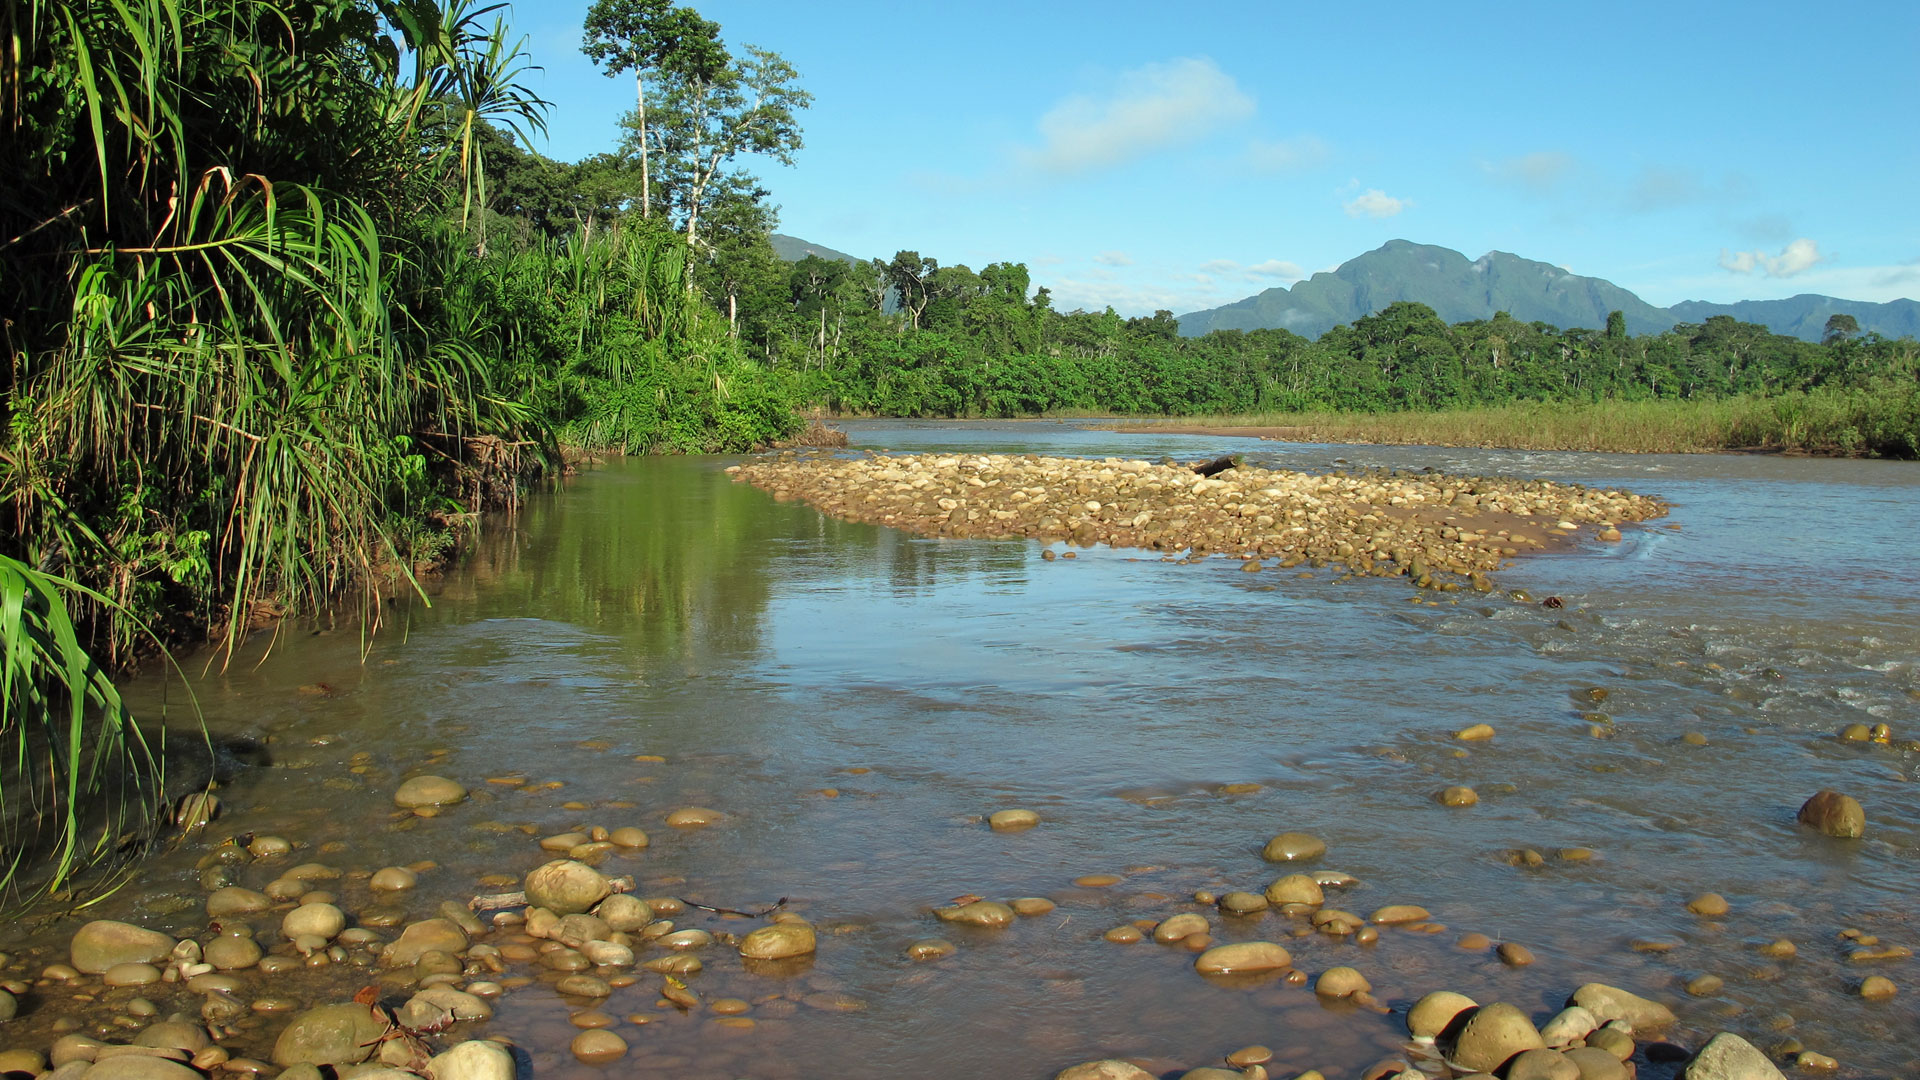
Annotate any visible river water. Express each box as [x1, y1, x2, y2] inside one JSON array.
[[25, 421, 1920, 1079]]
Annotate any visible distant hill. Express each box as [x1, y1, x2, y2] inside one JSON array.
[[1668, 295, 1920, 341], [1178, 240, 1675, 339], [769, 233, 866, 266], [1177, 240, 1917, 342]]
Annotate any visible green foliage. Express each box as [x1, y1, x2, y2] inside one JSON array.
[[0, 554, 169, 899]]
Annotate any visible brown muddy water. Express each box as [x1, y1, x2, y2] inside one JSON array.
[[8, 420, 1920, 1079]]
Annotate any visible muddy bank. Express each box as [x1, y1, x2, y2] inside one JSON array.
[[728, 453, 1667, 587]]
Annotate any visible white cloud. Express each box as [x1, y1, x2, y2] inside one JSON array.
[[1094, 250, 1134, 267], [1020, 57, 1255, 174], [1484, 151, 1575, 193], [1247, 259, 1305, 280], [1200, 259, 1243, 275], [1045, 277, 1229, 317], [1343, 188, 1411, 219], [1719, 238, 1827, 278], [1247, 135, 1330, 173]]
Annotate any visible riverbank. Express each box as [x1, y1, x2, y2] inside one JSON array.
[[1089, 385, 1920, 457], [729, 452, 1667, 587]]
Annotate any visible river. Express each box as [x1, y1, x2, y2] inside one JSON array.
[[16, 420, 1920, 1079]]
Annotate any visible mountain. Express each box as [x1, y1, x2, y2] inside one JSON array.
[[769, 233, 865, 266], [1667, 295, 1920, 342], [1177, 240, 1676, 340], [1176, 240, 1917, 342]]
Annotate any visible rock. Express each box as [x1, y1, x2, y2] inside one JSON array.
[[1586, 1029, 1634, 1061], [523, 860, 611, 915], [1497, 942, 1535, 967], [1218, 890, 1267, 914], [1687, 893, 1729, 916], [1456, 723, 1495, 741], [1437, 785, 1479, 807], [369, 867, 416, 891], [554, 914, 611, 947], [740, 923, 816, 959], [427, 1041, 515, 1080], [907, 939, 956, 960], [1265, 874, 1324, 906], [1226, 1046, 1272, 1067], [1571, 982, 1676, 1030], [1193, 941, 1291, 974], [1859, 975, 1896, 999], [664, 806, 722, 827], [1407, 991, 1478, 1041], [1315, 966, 1370, 997], [1794, 1051, 1837, 1071], [1010, 897, 1056, 916], [1152, 913, 1209, 943], [569, 1029, 626, 1064], [1370, 904, 1429, 924], [131, 1022, 209, 1054], [374, 918, 470, 969], [1539, 1006, 1598, 1048], [1796, 791, 1864, 838], [1055, 1062, 1155, 1080], [0, 988, 13, 1022], [1680, 1032, 1787, 1080], [70, 922, 176, 974], [270, 1003, 387, 1067], [1262, 832, 1326, 862], [102, 962, 161, 986], [205, 888, 272, 917], [281, 903, 345, 941], [1177, 1070, 1241, 1080], [393, 775, 466, 808], [1562, 1047, 1631, 1080], [397, 987, 491, 1029], [76, 1060, 202, 1080], [934, 901, 1015, 928], [1504, 1048, 1578, 1080], [1447, 1003, 1546, 1074], [593, 894, 652, 932], [989, 808, 1040, 831], [580, 940, 633, 967]]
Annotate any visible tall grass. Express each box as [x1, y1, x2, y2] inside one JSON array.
[[0, 554, 171, 900], [1156, 382, 1920, 457]]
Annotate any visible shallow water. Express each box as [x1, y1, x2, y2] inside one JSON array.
[[14, 420, 1920, 1079]]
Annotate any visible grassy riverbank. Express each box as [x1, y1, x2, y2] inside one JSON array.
[[1112, 382, 1920, 457]]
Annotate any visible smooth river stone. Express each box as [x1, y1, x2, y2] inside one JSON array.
[[71, 922, 176, 974], [1218, 891, 1267, 914], [1010, 897, 1056, 916], [102, 963, 161, 987], [988, 808, 1040, 831], [608, 827, 649, 848], [1371, 904, 1430, 924], [1153, 913, 1210, 943], [1796, 790, 1865, 838], [380, 919, 469, 967], [1055, 1062, 1155, 1080], [1448, 1003, 1547, 1074], [1539, 1006, 1599, 1048], [1262, 832, 1325, 862], [1680, 1032, 1787, 1080], [1314, 966, 1370, 997], [204, 936, 262, 971], [206, 888, 272, 917], [393, 775, 467, 808], [1456, 723, 1495, 741], [270, 1003, 386, 1067], [740, 923, 816, 959], [77, 1059, 203, 1080], [1504, 1048, 1579, 1080], [427, 1041, 515, 1080], [1265, 874, 1324, 906], [1193, 941, 1291, 974], [593, 894, 652, 932], [935, 901, 1015, 928], [524, 860, 610, 915], [1571, 982, 1677, 1031], [569, 1030, 627, 1064], [400, 987, 492, 1028], [907, 939, 956, 960], [664, 806, 723, 827], [1408, 991, 1479, 1041], [281, 904, 345, 942], [369, 867, 417, 891]]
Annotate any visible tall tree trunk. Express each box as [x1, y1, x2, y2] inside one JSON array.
[[636, 72, 650, 217]]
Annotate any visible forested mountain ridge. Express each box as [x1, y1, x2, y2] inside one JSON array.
[[1174, 240, 1916, 342], [770, 233, 864, 266]]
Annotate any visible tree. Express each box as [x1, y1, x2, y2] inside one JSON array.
[[886, 252, 937, 330], [1824, 313, 1860, 345], [1606, 310, 1627, 340], [581, 0, 726, 219], [649, 45, 811, 249]]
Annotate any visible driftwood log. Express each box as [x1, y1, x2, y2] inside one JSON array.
[[1192, 455, 1240, 477]]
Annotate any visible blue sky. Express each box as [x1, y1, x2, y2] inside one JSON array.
[[507, 0, 1919, 317]]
